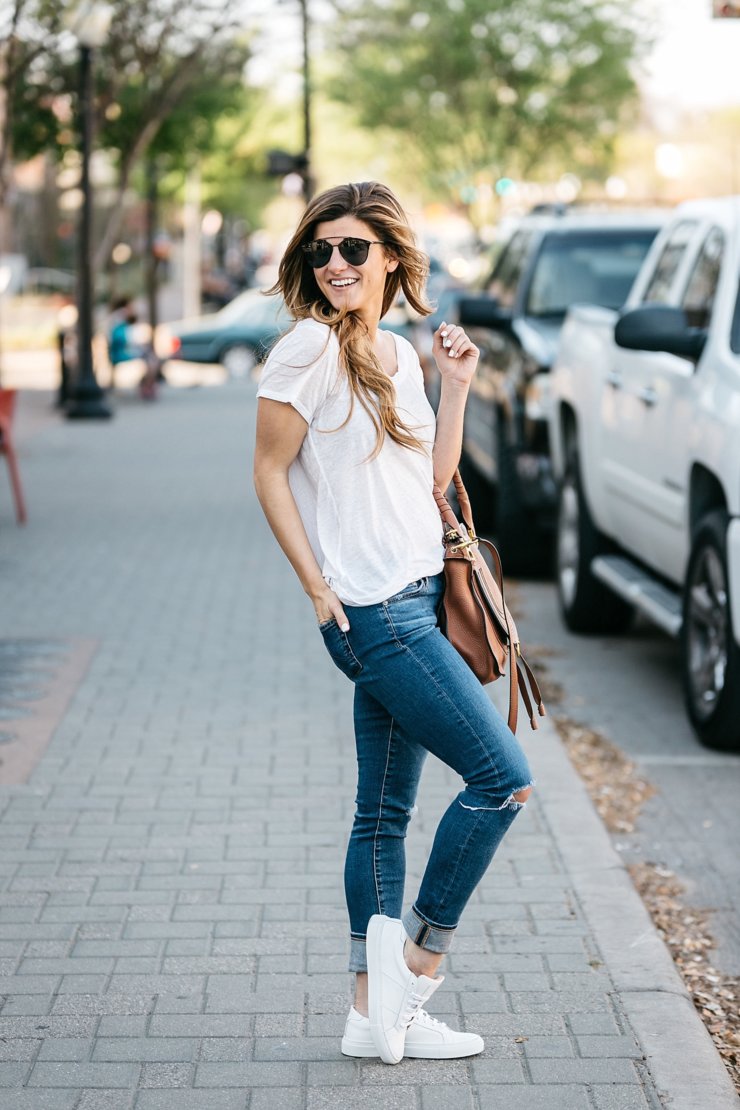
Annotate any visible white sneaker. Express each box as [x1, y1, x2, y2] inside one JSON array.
[[341, 1006, 485, 1059], [367, 914, 443, 1065]]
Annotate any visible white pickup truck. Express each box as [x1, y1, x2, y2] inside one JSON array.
[[549, 197, 740, 751]]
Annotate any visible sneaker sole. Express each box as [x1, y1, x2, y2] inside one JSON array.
[[404, 1038, 485, 1059], [340, 1037, 378, 1058], [341, 1038, 484, 1060], [367, 915, 403, 1065]]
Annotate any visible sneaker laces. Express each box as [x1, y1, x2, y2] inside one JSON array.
[[413, 1009, 446, 1030], [400, 989, 429, 1029]]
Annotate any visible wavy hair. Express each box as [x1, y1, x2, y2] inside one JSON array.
[[268, 181, 433, 457]]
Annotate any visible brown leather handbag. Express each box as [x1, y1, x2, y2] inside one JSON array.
[[433, 470, 545, 734]]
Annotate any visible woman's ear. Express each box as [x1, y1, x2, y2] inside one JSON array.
[[386, 255, 399, 273]]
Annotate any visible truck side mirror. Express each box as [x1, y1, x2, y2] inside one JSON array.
[[615, 305, 707, 360], [458, 295, 513, 332]]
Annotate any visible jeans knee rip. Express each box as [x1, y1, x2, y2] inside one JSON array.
[[458, 781, 534, 812]]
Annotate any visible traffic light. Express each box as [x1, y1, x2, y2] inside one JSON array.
[[267, 150, 309, 176]]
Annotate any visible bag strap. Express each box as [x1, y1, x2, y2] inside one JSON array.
[[480, 535, 545, 729], [432, 481, 462, 535], [518, 653, 546, 728], [451, 471, 475, 536], [433, 470, 522, 733], [479, 536, 521, 734]]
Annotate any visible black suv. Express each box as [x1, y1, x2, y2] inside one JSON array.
[[452, 210, 664, 572]]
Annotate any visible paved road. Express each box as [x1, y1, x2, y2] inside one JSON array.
[[0, 382, 735, 1109], [512, 578, 740, 977]]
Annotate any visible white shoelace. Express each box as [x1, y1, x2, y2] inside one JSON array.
[[400, 989, 429, 1029], [414, 1009, 445, 1030]]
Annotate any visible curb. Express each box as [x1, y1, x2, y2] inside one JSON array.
[[511, 701, 740, 1109]]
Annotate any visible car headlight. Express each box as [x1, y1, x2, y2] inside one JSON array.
[[524, 372, 552, 422]]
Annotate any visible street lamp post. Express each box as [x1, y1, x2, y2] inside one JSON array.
[[298, 0, 313, 202], [65, 2, 113, 420]]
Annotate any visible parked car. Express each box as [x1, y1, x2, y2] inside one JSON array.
[[165, 291, 415, 380], [409, 281, 468, 401], [549, 196, 740, 751], [165, 290, 293, 378], [446, 210, 664, 572]]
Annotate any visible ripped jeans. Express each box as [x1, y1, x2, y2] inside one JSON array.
[[319, 572, 533, 973]]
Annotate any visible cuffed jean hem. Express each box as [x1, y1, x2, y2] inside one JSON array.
[[349, 935, 368, 974], [402, 905, 456, 955]]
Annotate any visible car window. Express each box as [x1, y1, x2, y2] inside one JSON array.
[[681, 226, 724, 329], [641, 220, 697, 305], [731, 275, 740, 355], [427, 286, 463, 328], [524, 229, 657, 317], [218, 293, 284, 326], [486, 231, 532, 308]]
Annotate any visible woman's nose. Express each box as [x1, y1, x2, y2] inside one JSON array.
[[326, 245, 347, 270]]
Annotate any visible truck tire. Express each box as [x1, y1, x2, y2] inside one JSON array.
[[496, 415, 549, 576], [556, 453, 633, 634], [458, 453, 495, 532], [681, 510, 740, 751]]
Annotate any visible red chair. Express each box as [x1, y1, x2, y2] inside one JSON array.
[[0, 389, 27, 524]]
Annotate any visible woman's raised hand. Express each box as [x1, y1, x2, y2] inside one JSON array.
[[432, 321, 479, 388]]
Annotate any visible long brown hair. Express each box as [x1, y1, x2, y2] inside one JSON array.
[[269, 181, 433, 457]]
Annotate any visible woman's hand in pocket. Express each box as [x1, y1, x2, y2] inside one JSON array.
[[312, 585, 350, 631]]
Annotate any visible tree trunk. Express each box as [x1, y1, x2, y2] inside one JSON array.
[[144, 155, 158, 331], [182, 165, 201, 318], [0, 36, 11, 390]]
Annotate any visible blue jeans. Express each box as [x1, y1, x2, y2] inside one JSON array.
[[319, 572, 533, 973]]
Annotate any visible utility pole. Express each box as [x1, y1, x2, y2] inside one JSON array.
[[67, 31, 112, 419], [299, 0, 313, 201]]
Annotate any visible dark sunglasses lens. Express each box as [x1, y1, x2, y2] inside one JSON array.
[[304, 241, 332, 268], [339, 239, 370, 265]]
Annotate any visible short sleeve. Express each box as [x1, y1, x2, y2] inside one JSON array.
[[257, 319, 336, 424], [397, 333, 426, 390]]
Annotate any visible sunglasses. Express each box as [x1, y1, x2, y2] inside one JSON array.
[[302, 237, 386, 269]]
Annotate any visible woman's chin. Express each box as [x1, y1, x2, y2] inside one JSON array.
[[326, 289, 359, 311]]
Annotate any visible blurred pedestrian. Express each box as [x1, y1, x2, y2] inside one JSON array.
[[56, 298, 78, 409], [253, 182, 533, 1065], [107, 297, 161, 400]]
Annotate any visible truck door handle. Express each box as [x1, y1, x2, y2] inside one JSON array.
[[637, 386, 658, 407], [606, 369, 622, 389]]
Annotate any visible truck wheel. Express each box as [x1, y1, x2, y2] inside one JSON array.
[[496, 418, 549, 575], [458, 453, 495, 532], [681, 510, 740, 752], [556, 454, 632, 634]]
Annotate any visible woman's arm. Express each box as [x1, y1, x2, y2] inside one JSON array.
[[430, 321, 478, 491], [254, 398, 350, 629]]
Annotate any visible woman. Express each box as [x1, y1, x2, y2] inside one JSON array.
[[107, 297, 161, 400], [253, 181, 533, 1066]]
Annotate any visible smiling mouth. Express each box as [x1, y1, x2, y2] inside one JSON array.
[[329, 278, 358, 288]]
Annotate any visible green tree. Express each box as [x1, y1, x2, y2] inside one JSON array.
[[328, 0, 646, 194], [1, 0, 254, 268], [1, 1, 63, 213], [95, 23, 252, 268]]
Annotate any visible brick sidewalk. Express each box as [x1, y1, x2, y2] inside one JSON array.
[[0, 384, 731, 1109]]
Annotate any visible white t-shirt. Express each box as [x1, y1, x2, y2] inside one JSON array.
[[257, 317, 445, 605]]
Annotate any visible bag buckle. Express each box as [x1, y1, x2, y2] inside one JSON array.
[[450, 537, 477, 555]]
